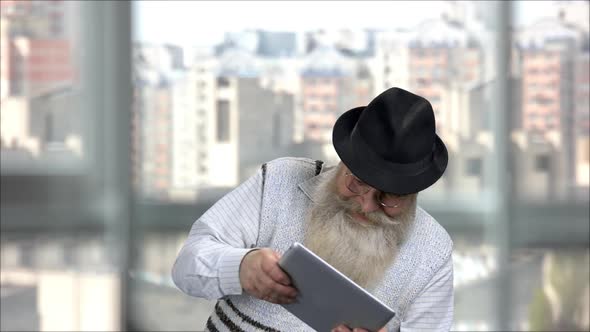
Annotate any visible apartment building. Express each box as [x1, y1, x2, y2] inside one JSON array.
[[375, 17, 483, 137], [1, 0, 74, 98], [300, 45, 354, 144]]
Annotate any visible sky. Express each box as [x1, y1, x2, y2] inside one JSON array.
[[132, 1, 558, 49]]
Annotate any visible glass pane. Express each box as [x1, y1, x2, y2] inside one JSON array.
[[512, 0, 589, 204], [506, 1, 590, 331], [131, 1, 492, 331], [1, 1, 128, 331], [130, 1, 589, 331], [1, 0, 84, 174]]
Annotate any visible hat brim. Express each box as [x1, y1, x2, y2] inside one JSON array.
[[333, 107, 448, 195]]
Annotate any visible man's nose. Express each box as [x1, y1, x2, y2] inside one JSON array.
[[356, 188, 381, 213]]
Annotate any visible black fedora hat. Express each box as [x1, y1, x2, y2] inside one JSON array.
[[332, 87, 448, 195]]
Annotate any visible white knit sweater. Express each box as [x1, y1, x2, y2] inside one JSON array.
[[172, 157, 454, 331]]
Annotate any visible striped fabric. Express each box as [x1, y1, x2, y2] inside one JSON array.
[[172, 157, 454, 331], [205, 299, 281, 332]]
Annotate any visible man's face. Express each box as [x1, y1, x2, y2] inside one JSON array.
[[303, 163, 417, 290], [333, 164, 415, 225]]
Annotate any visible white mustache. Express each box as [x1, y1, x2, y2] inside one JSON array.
[[335, 194, 404, 227]]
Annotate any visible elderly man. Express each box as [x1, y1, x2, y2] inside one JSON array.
[[172, 87, 454, 331]]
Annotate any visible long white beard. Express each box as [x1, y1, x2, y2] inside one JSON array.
[[303, 168, 416, 290]]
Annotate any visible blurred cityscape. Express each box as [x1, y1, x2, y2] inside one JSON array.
[[0, 1, 589, 331], [1, 1, 588, 203], [0, 0, 81, 167]]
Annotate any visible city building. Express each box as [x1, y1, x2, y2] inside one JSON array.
[[133, 43, 299, 198], [374, 16, 484, 137], [374, 29, 412, 93], [0, 0, 79, 163], [134, 43, 199, 201], [420, 82, 494, 202], [352, 60, 373, 107], [169, 75, 198, 201], [300, 45, 354, 144], [0, 87, 79, 162], [574, 51, 589, 193], [134, 77, 174, 200], [3, 38, 74, 97], [259, 57, 302, 142], [0, 97, 40, 155], [516, 19, 578, 134], [515, 16, 588, 199], [1, 0, 75, 98], [511, 130, 569, 202], [448, 136, 492, 198], [212, 70, 295, 184], [409, 18, 483, 136], [188, 50, 217, 189]]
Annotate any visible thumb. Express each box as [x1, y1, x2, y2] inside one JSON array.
[[272, 251, 282, 261]]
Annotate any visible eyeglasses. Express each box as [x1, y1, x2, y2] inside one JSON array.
[[344, 172, 409, 208]]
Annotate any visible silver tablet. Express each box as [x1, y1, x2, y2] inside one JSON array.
[[278, 242, 395, 332]]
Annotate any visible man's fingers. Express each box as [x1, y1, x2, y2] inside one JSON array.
[[331, 325, 375, 332], [241, 248, 298, 304], [272, 251, 282, 260], [262, 293, 295, 304], [331, 325, 352, 332], [253, 274, 296, 304], [268, 264, 292, 285], [260, 251, 292, 285], [260, 274, 297, 297], [271, 280, 297, 298]]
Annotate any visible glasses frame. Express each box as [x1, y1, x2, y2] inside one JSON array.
[[344, 172, 408, 208]]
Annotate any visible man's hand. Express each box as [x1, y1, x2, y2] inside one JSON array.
[[331, 325, 387, 332], [239, 248, 297, 304]]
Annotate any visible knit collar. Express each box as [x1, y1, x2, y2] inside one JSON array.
[[298, 166, 337, 203]]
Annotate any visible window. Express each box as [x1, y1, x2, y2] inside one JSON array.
[[535, 154, 550, 172], [216, 100, 230, 142], [217, 76, 230, 87], [465, 158, 482, 176], [197, 123, 207, 141], [1, 2, 129, 331], [4, 2, 568, 332]]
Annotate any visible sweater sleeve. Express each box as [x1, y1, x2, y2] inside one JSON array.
[[171, 169, 263, 299], [400, 253, 454, 332]]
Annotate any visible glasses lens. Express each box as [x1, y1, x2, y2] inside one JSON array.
[[380, 193, 403, 208], [346, 173, 370, 195]]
